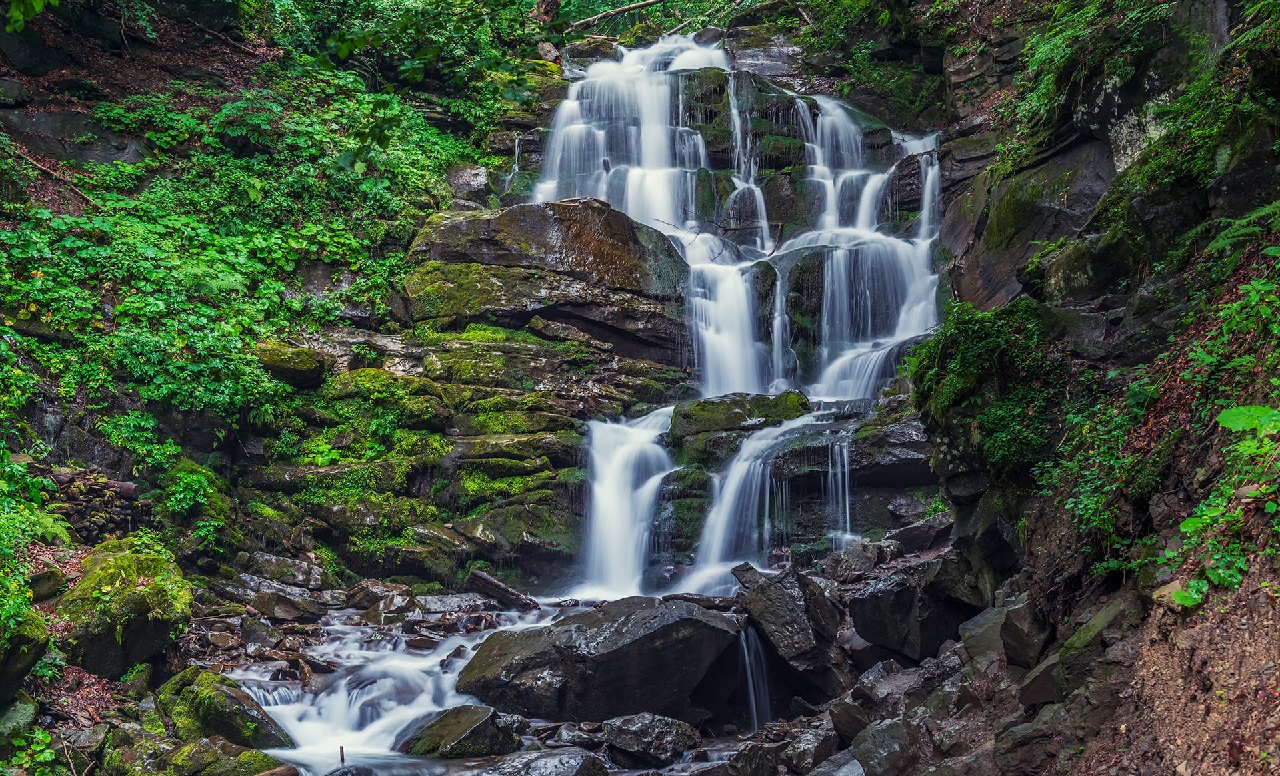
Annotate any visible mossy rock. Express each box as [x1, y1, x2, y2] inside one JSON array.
[[0, 691, 38, 742], [102, 729, 292, 776], [669, 390, 810, 440], [0, 609, 48, 703], [57, 539, 193, 679], [399, 704, 520, 758], [254, 342, 329, 388], [157, 667, 293, 749]]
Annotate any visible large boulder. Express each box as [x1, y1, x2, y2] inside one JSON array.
[[156, 667, 294, 749], [738, 568, 846, 699], [398, 704, 520, 758], [56, 539, 193, 678], [488, 747, 609, 776], [456, 596, 740, 722], [601, 712, 701, 767], [411, 199, 687, 299]]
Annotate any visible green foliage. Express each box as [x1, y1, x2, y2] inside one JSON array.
[[5, 0, 55, 32], [0, 452, 65, 651], [3, 728, 61, 776], [1166, 404, 1280, 605], [907, 298, 1063, 473], [1, 64, 483, 426], [560, 0, 770, 37], [98, 412, 182, 471]]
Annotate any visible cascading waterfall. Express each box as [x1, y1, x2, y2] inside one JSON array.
[[535, 36, 769, 397], [786, 98, 941, 401], [576, 407, 675, 598], [826, 440, 857, 550]]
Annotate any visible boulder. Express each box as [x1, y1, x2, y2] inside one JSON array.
[[781, 723, 839, 773], [56, 539, 193, 678], [740, 569, 844, 698], [488, 747, 610, 776], [851, 719, 918, 776], [251, 591, 328, 623], [1000, 592, 1052, 669], [250, 552, 329, 590], [0, 609, 48, 702], [457, 596, 740, 722], [157, 667, 294, 749], [809, 747, 866, 776], [411, 198, 687, 298], [0, 691, 37, 742], [957, 607, 1007, 676], [27, 565, 65, 602], [601, 712, 700, 767], [1019, 653, 1059, 707], [254, 343, 330, 388], [993, 703, 1066, 776], [398, 704, 520, 758], [345, 579, 411, 610]]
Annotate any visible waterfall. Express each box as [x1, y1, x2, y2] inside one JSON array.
[[786, 98, 941, 401], [740, 627, 772, 734], [536, 36, 769, 397], [577, 406, 675, 598], [827, 440, 858, 550], [682, 413, 823, 594]]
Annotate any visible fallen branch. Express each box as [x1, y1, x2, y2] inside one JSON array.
[[466, 568, 541, 612], [569, 0, 665, 31], [15, 149, 95, 205], [187, 18, 260, 57]]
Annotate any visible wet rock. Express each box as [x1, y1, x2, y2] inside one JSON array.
[[27, 564, 65, 602], [0, 28, 72, 77], [56, 539, 193, 678], [241, 617, 284, 649], [412, 198, 686, 298], [827, 695, 872, 745], [670, 391, 810, 440], [0, 609, 48, 702], [345, 579, 412, 609], [399, 704, 521, 758], [602, 712, 701, 767], [457, 596, 739, 722], [157, 667, 294, 748], [957, 607, 1006, 676], [489, 747, 610, 776], [251, 551, 329, 590], [1053, 593, 1143, 696], [851, 718, 918, 776], [0, 691, 37, 742], [447, 164, 490, 201], [740, 569, 844, 698], [0, 109, 148, 164], [781, 723, 839, 773], [251, 590, 328, 623], [809, 747, 865, 776]]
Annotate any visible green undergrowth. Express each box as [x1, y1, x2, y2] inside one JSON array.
[[907, 298, 1066, 475]]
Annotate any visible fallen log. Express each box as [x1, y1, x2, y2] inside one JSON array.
[[466, 569, 541, 612]]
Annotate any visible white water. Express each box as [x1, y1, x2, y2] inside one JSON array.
[[740, 627, 772, 734], [536, 36, 769, 397], [576, 407, 675, 599], [237, 610, 550, 776]]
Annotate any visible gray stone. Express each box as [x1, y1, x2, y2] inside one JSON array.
[[851, 718, 917, 776], [741, 568, 845, 698], [457, 596, 739, 722], [957, 607, 1007, 676], [252, 552, 327, 590], [1000, 593, 1052, 669], [602, 712, 700, 767], [781, 724, 839, 773], [810, 747, 866, 776], [489, 747, 610, 776], [345, 579, 411, 609], [993, 703, 1066, 776]]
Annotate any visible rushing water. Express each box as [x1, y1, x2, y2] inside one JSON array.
[[236, 609, 552, 776], [576, 407, 675, 599]]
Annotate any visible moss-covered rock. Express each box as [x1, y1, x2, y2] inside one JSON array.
[[101, 726, 292, 776], [157, 667, 293, 749], [0, 609, 48, 703], [399, 704, 520, 758], [254, 342, 329, 388], [669, 391, 810, 440], [57, 539, 193, 679]]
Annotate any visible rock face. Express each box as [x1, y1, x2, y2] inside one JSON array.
[[456, 596, 740, 722], [56, 539, 193, 678], [398, 704, 520, 758], [406, 199, 689, 365]]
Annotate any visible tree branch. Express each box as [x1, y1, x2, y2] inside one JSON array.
[[569, 0, 666, 31]]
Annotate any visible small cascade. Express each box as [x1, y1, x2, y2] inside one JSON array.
[[683, 413, 824, 593], [536, 36, 769, 397], [236, 611, 548, 776], [826, 440, 858, 550], [578, 407, 675, 598], [739, 627, 772, 734]]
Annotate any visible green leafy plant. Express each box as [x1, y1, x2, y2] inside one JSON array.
[[3, 728, 61, 776], [98, 412, 181, 471]]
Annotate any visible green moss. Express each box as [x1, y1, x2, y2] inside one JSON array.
[[56, 538, 192, 677], [670, 390, 810, 440], [984, 180, 1043, 249], [157, 667, 292, 749]]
